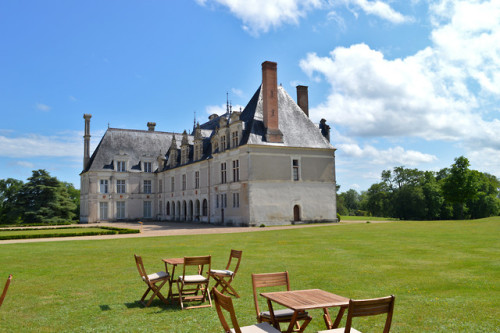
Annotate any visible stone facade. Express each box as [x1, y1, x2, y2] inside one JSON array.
[[80, 61, 337, 226]]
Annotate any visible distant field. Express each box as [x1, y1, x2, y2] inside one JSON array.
[[340, 215, 400, 221], [0, 217, 498, 332]]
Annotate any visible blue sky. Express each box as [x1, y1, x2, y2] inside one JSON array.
[[1, 0, 499, 192]]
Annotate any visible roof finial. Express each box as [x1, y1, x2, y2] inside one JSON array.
[[226, 92, 229, 113], [193, 111, 196, 133]]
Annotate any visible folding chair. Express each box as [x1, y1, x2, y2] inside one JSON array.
[[209, 249, 242, 298], [177, 255, 212, 310], [0, 274, 12, 308], [213, 287, 281, 333], [134, 254, 169, 307], [318, 295, 395, 333], [252, 272, 312, 332]]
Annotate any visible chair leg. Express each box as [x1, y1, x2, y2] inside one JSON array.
[[140, 287, 152, 306]]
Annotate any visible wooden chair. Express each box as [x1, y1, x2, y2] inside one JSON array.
[[0, 275, 12, 308], [209, 249, 242, 298], [318, 295, 395, 333], [134, 254, 169, 307], [177, 255, 212, 310], [212, 287, 281, 333], [252, 272, 312, 332]]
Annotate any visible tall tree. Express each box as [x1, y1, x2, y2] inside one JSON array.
[[17, 170, 77, 224], [0, 178, 24, 224]]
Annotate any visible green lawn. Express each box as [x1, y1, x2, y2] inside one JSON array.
[[0, 227, 139, 240], [0, 218, 498, 332]]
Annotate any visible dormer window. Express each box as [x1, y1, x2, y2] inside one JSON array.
[[144, 162, 152, 173], [220, 135, 226, 151], [231, 131, 239, 148], [117, 161, 126, 172]]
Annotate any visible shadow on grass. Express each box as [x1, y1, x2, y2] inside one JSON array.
[[99, 305, 111, 311], [123, 300, 185, 312]]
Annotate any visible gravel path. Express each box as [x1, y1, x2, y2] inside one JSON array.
[[0, 220, 392, 244]]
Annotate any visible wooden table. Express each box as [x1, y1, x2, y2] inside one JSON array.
[[162, 257, 184, 302], [260, 289, 349, 333]]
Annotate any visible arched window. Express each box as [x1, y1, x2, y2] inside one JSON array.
[[166, 201, 170, 216], [202, 199, 208, 217]]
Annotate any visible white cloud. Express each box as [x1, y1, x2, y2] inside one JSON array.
[[204, 103, 246, 118], [36, 103, 51, 111], [0, 132, 82, 158], [300, 0, 500, 151], [338, 142, 437, 165], [346, 0, 412, 24], [14, 161, 35, 168], [231, 88, 244, 97], [197, 0, 323, 35]]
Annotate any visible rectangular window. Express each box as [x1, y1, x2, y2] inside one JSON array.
[[143, 201, 152, 218], [233, 192, 239, 208], [171, 177, 175, 192], [221, 162, 227, 184], [232, 160, 239, 182], [216, 194, 219, 208], [221, 193, 227, 208], [100, 179, 109, 193], [195, 171, 200, 189], [231, 131, 239, 147], [117, 161, 126, 172], [116, 180, 126, 194], [116, 201, 125, 219], [144, 162, 152, 173], [159, 179, 163, 193], [220, 136, 226, 151], [182, 174, 186, 190], [159, 200, 163, 215], [99, 202, 108, 219], [144, 180, 152, 194], [292, 159, 300, 181]]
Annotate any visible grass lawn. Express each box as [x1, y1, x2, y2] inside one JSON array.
[[0, 227, 139, 240], [0, 218, 498, 332]]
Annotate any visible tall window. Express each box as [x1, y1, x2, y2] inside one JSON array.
[[233, 192, 239, 208], [116, 201, 125, 219], [117, 161, 126, 172], [171, 177, 175, 192], [216, 194, 219, 208], [221, 193, 227, 208], [182, 174, 186, 190], [202, 199, 208, 216], [220, 136, 226, 151], [231, 131, 239, 148], [292, 159, 300, 181], [232, 160, 239, 182], [144, 162, 152, 173], [195, 171, 200, 189], [159, 179, 163, 193], [100, 180, 109, 193], [143, 201, 152, 218], [159, 200, 163, 215], [221, 162, 227, 184], [99, 202, 108, 219], [144, 180, 152, 194], [166, 202, 170, 215], [116, 180, 126, 194]]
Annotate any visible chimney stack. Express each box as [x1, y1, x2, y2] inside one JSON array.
[[83, 114, 92, 169], [262, 61, 283, 143], [296, 85, 309, 117], [147, 122, 156, 131]]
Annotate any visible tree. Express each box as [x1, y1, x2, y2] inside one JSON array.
[[17, 170, 77, 224], [441, 156, 478, 219], [0, 178, 24, 224]]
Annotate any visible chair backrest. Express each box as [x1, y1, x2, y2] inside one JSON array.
[[183, 255, 211, 278], [0, 274, 13, 308], [225, 249, 242, 276], [212, 287, 242, 333], [344, 295, 395, 333], [134, 254, 150, 284], [251, 271, 290, 318]]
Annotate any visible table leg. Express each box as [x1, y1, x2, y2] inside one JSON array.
[[285, 311, 299, 333], [332, 307, 346, 328], [266, 299, 280, 330], [164, 263, 178, 303]]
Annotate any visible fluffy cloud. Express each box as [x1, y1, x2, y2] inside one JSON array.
[[196, 0, 322, 35], [204, 103, 246, 119], [36, 103, 51, 111], [300, 0, 500, 150], [345, 0, 412, 23], [0, 132, 83, 158]]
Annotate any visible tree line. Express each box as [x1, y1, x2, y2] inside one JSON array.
[[0, 169, 79, 225], [337, 156, 500, 220]]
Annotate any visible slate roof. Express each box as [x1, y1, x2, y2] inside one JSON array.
[[83, 85, 334, 173]]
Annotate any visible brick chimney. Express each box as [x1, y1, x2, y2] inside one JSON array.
[[296, 85, 309, 117], [83, 114, 92, 169], [147, 122, 156, 131], [262, 61, 283, 143]]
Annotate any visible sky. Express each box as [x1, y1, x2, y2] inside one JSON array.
[[1, 0, 499, 192]]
